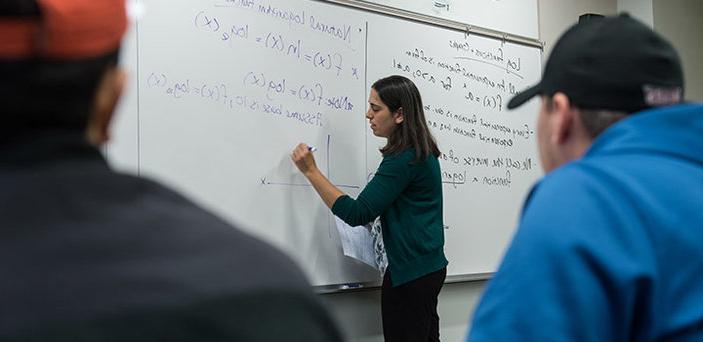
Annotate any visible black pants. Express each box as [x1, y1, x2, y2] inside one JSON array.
[[381, 267, 447, 342]]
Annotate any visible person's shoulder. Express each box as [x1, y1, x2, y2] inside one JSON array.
[[382, 148, 415, 162], [110, 172, 314, 290], [532, 161, 609, 203], [377, 148, 414, 173], [22, 289, 342, 342], [520, 156, 664, 262], [192, 289, 343, 342], [520, 161, 621, 241], [381, 148, 437, 166]]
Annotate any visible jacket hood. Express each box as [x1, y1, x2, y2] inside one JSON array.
[[586, 103, 703, 166]]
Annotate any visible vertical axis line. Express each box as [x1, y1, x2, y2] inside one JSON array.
[[327, 134, 332, 238]]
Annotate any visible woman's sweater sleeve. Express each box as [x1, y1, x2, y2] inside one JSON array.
[[331, 153, 413, 226]]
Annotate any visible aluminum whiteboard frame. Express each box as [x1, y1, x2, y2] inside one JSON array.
[[315, 273, 492, 294], [316, 0, 544, 50]]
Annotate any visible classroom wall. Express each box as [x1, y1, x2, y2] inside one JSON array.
[[652, 0, 703, 101], [538, 0, 617, 58], [618, 0, 654, 26]]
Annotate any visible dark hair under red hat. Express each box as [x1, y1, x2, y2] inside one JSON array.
[[0, 0, 127, 59]]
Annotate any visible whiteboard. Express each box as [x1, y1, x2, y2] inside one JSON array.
[[108, 0, 542, 287]]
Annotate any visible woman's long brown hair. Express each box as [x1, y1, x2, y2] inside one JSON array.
[[372, 75, 440, 163]]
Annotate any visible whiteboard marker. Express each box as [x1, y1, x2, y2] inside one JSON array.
[[307, 145, 317, 152]]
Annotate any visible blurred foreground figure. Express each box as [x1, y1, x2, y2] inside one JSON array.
[[0, 1, 341, 341]]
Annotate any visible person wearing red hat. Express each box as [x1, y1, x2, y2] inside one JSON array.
[[468, 14, 703, 341], [0, 1, 341, 341]]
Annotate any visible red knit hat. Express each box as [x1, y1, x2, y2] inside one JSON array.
[[0, 0, 127, 59]]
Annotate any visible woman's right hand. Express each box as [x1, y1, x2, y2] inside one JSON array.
[[291, 143, 318, 177]]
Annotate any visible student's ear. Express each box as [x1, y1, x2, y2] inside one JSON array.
[[86, 66, 126, 146], [394, 107, 404, 124], [549, 92, 574, 145]]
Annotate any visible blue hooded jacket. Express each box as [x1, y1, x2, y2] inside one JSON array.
[[469, 103, 703, 341]]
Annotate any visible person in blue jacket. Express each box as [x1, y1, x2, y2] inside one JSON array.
[[468, 14, 703, 341]]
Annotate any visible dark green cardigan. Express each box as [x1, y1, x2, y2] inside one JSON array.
[[332, 149, 447, 286]]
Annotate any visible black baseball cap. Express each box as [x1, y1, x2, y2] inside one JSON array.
[[508, 13, 684, 112]]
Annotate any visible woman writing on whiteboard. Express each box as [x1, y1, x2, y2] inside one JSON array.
[[292, 75, 447, 342]]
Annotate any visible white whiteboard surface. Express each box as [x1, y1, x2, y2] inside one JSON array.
[[108, 0, 542, 286], [359, 0, 539, 38]]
